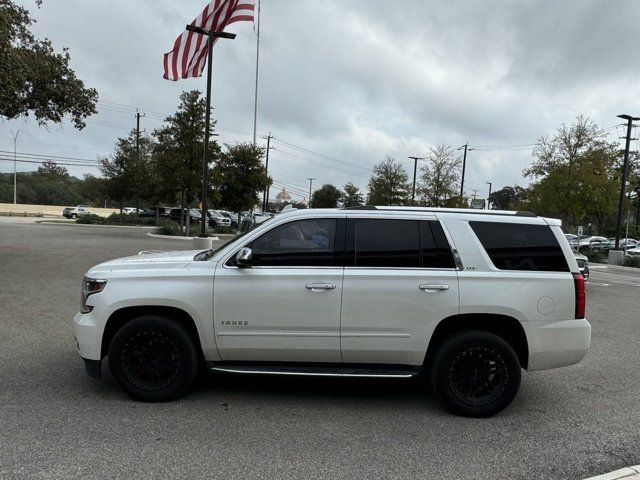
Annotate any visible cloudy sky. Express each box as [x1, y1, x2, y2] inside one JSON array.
[[2, 0, 639, 203]]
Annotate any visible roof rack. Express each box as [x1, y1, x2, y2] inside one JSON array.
[[342, 205, 537, 217]]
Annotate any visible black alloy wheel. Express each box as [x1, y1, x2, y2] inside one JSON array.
[[430, 330, 521, 417], [108, 316, 199, 401]]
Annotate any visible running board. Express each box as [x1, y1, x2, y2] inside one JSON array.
[[208, 363, 419, 379]]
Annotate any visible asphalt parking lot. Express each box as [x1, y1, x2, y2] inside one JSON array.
[[1, 220, 639, 480]]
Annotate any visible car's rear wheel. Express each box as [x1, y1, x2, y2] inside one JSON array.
[[429, 330, 521, 417], [108, 315, 199, 402]]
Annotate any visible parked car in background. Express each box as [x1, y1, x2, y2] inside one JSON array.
[[122, 207, 139, 215], [574, 252, 590, 279], [207, 210, 231, 228], [219, 210, 245, 229], [596, 238, 639, 253], [62, 206, 93, 219], [576, 236, 608, 253], [169, 208, 201, 224], [625, 246, 640, 257], [139, 207, 172, 218]]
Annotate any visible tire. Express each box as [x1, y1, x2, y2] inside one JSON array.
[[70, 213, 77, 219], [429, 330, 521, 417], [108, 315, 199, 402]]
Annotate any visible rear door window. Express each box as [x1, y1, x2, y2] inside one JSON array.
[[354, 219, 421, 268], [470, 221, 569, 272]]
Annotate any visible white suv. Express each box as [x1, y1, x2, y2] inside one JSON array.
[[73, 207, 590, 417]]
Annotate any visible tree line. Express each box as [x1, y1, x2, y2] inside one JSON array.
[[310, 117, 639, 236]]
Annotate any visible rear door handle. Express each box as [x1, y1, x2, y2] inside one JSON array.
[[419, 284, 449, 292], [305, 283, 336, 291]]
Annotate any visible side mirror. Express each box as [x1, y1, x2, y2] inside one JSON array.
[[236, 247, 253, 267]]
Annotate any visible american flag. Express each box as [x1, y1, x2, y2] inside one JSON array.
[[163, 0, 255, 81]]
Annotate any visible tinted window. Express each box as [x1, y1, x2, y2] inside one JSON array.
[[421, 221, 456, 268], [355, 219, 420, 267], [249, 219, 337, 266], [470, 221, 569, 272]]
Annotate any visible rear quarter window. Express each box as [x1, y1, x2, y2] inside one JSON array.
[[470, 221, 569, 272]]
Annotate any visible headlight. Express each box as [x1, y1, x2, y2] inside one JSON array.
[[81, 276, 107, 313]]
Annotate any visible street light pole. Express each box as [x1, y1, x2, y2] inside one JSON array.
[[485, 182, 492, 210], [408, 156, 425, 205], [184, 25, 236, 239], [614, 114, 640, 250], [11, 130, 20, 204]]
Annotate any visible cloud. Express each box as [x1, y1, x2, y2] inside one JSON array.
[[2, 0, 638, 202]]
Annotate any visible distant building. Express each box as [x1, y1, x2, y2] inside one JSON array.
[[299, 197, 308, 207], [275, 187, 292, 204]]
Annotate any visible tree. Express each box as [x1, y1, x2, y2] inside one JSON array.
[[341, 182, 364, 207], [311, 184, 341, 208], [100, 130, 154, 217], [417, 144, 461, 207], [153, 90, 219, 234], [367, 157, 410, 205], [524, 116, 619, 227], [37, 160, 69, 181], [489, 186, 517, 210], [0, 1, 97, 128], [213, 143, 271, 223]]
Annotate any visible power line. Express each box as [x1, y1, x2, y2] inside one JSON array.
[[0, 150, 101, 163]]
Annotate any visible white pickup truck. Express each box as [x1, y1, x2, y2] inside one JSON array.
[[74, 207, 590, 417]]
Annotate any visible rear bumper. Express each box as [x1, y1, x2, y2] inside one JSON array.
[[524, 318, 591, 371]]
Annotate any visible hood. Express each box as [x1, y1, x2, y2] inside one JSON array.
[[87, 249, 205, 274]]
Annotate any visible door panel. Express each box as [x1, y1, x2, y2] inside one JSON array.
[[214, 266, 343, 362], [340, 269, 459, 365]]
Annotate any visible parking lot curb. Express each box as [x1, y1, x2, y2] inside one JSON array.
[[583, 466, 640, 480], [37, 221, 156, 229], [590, 262, 640, 273], [146, 233, 219, 241]]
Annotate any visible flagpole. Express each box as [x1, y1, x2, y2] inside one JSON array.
[[252, 0, 261, 145], [185, 25, 236, 238]]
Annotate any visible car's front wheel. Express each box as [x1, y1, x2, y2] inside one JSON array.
[[70, 213, 77, 219], [108, 315, 199, 402], [429, 330, 521, 417]]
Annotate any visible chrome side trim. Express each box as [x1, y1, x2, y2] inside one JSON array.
[[209, 367, 415, 378], [216, 331, 339, 337]]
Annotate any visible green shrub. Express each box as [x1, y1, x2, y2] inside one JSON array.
[[622, 256, 640, 268], [75, 214, 102, 224], [155, 219, 181, 236], [585, 250, 606, 264]]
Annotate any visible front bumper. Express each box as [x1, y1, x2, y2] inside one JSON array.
[[73, 311, 102, 361], [524, 318, 591, 371]]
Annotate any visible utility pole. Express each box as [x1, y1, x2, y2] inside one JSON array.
[[262, 133, 274, 212], [408, 156, 425, 205], [614, 114, 640, 249], [471, 189, 480, 201], [307, 178, 316, 208], [458, 143, 472, 200], [485, 182, 492, 210], [11, 130, 20, 204], [184, 25, 236, 238]]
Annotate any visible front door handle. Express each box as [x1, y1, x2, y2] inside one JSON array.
[[305, 283, 336, 291], [419, 284, 449, 292]]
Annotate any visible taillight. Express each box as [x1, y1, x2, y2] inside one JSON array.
[[573, 272, 586, 319]]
